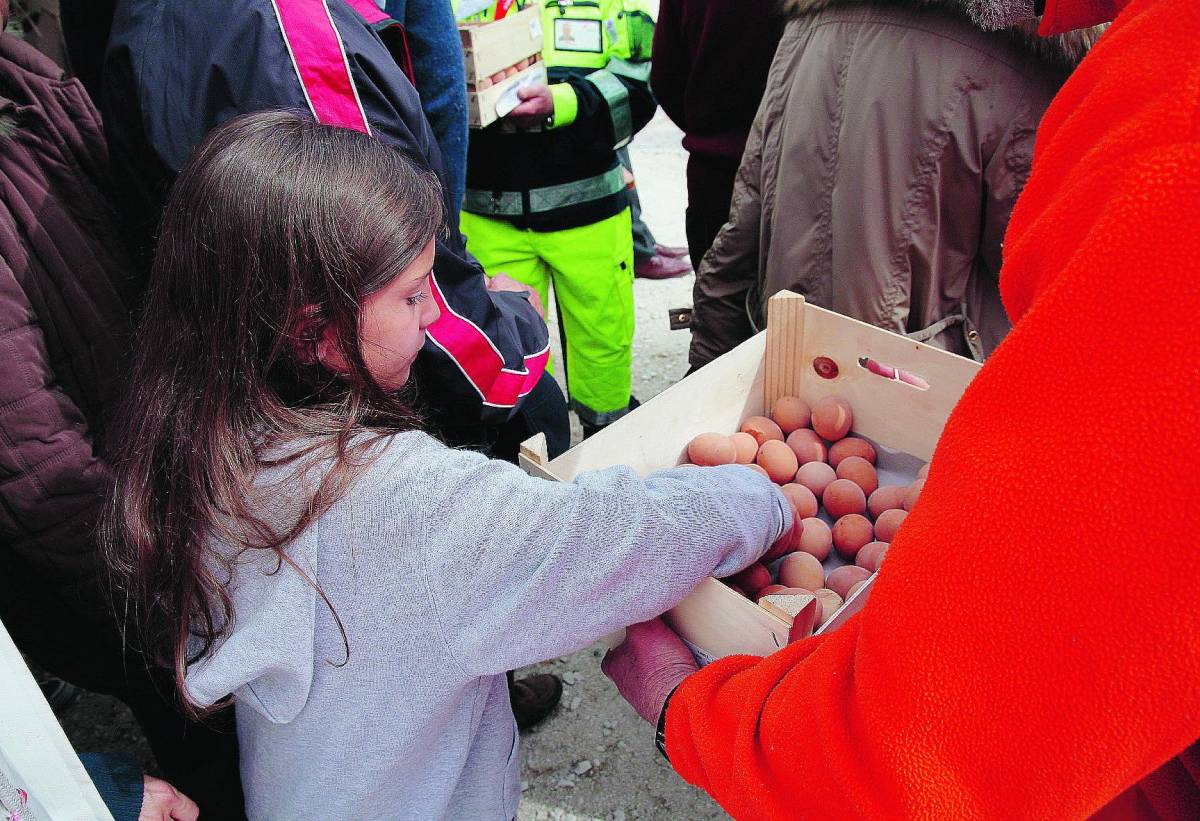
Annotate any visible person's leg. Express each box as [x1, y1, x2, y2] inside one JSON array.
[[685, 153, 742, 268], [619, 148, 691, 279], [461, 211, 550, 311], [538, 209, 636, 433], [617, 147, 656, 266]]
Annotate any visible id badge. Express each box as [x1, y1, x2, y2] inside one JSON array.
[[553, 17, 602, 53]]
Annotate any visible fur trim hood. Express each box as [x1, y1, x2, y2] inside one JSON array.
[[781, 0, 1104, 67]]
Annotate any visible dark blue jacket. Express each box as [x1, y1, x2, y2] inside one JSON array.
[[103, 0, 548, 429]]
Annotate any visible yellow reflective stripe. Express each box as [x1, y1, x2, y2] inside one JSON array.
[[464, 167, 626, 217], [549, 82, 579, 129], [606, 56, 650, 83], [462, 188, 524, 216], [527, 166, 625, 213], [584, 68, 631, 148]]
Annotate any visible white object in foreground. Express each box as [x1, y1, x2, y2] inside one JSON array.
[[0, 617, 113, 820]]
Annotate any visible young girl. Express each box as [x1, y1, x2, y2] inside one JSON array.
[[103, 110, 790, 820]]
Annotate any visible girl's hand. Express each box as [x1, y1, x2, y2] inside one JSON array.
[[139, 775, 199, 821], [602, 619, 698, 724]]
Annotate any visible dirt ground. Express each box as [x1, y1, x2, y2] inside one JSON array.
[[55, 111, 731, 820]]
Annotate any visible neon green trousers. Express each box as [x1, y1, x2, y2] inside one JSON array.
[[461, 209, 634, 425]]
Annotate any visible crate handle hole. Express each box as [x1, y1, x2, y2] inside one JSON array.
[[812, 356, 839, 379], [858, 357, 930, 390]]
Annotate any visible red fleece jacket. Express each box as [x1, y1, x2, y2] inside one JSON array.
[[663, 0, 1200, 818]]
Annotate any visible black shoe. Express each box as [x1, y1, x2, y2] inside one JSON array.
[[510, 673, 563, 731], [38, 676, 83, 715]]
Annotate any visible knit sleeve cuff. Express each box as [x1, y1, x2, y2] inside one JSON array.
[[549, 82, 578, 130]]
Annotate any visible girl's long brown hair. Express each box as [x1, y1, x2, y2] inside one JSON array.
[[102, 110, 443, 714]]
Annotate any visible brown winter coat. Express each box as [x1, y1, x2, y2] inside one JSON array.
[[0, 31, 140, 688], [688, 0, 1101, 367]]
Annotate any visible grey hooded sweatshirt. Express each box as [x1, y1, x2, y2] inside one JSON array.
[[185, 430, 789, 820]]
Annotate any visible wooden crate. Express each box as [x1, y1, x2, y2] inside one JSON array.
[[519, 292, 982, 662], [459, 5, 543, 84]]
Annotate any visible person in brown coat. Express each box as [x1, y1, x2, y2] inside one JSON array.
[[0, 7, 243, 817], [688, 0, 1101, 369]]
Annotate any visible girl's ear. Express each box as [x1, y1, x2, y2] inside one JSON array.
[[292, 305, 332, 367], [314, 325, 349, 373]]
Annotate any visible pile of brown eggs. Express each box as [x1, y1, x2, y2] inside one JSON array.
[[685, 395, 927, 628]]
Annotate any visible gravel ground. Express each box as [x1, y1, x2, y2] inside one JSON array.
[[55, 111, 728, 820]]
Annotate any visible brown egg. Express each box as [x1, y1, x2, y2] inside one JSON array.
[[794, 461, 837, 499], [827, 436, 877, 468], [855, 541, 889, 572], [832, 513, 874, 559], [917, 462, 931, 480], [740, 415, 785, 446], [847, 580, 869, 598], [746, 464, 771, 479], [771, 396, 812, 434], [813, 588, 844, 626], [730, 432, 759, 465], [811, 396, 853, 441], [756, 440, 799, 484], [867, 485, 908, 519], [785, 428, 827, 465], [823, 479, 867, 518], [825, 565, 871, 599], [687, 433, 736, 466], [796, 517, 832, 561], [874, 508, 908, 542], [778, 551, 825, 592], [903, 478, 926, 511], [726, 563, 772, 599], [489, 70, 506, 84], [836, 456, 879, 496], [780, 483, 819, 519]]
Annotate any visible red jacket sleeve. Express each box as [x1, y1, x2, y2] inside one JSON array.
[[664, 1, 1200, 817]]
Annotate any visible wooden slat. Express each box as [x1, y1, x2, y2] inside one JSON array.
[[663, 578, 790, 661], [763, 291, 806, 412], [459, 5, 542, 82]]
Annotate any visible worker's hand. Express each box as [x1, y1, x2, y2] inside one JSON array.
[[487, 272, 545, 319], [506, 83, 554, 127], [139, 775, 199, 821], [602, 618, 698, 724]]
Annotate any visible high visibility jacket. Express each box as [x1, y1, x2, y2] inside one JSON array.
[[462, 0, 657, 231], [102, 0, 549, 430]]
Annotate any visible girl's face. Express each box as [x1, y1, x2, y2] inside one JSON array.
[[319, 239, 440, 390]]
